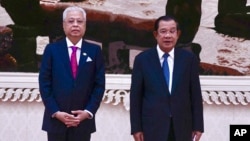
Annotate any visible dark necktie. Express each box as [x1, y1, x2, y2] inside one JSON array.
[[163, 53, 170, 87], [70, 46, 78, 78]]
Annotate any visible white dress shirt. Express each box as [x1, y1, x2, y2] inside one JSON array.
[[156, 45, 174, 93], [66, 37, 82, 64]]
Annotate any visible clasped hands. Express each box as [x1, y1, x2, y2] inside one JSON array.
[[54, 110, 90, 127]]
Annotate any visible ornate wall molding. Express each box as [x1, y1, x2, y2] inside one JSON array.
[[0, 72, 250, 109]]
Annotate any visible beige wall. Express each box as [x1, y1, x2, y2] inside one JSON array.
[[1, 100, 250, 141], [1, 73, 250, 141]]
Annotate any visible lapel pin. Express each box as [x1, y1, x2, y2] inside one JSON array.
[[83, 52, 87, 56]]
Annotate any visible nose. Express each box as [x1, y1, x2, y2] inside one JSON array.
[[164, 32, 171, 37], [73, 21, 78, 26]]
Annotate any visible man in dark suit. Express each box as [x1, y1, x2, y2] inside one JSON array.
[[130, 15, 204, 141], [39, 6, 105, 141]]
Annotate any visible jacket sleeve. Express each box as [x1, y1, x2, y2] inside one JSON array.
[[190, 54, 204, 132], [39, 44, 60, 116], [85, 45, 105, 115], [130, 55, 144, 134]]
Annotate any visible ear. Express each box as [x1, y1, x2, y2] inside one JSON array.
[[177, 30, 181, 38], [153, 31, 158, 38], [62, 22, 65, 30]]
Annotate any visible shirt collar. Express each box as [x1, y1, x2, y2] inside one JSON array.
[[156, 44, 175, 59], [66, 37, 82, 49]]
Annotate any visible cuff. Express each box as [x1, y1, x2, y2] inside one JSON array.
[[52, 111, 60, 118], [84, 110, 93, 119]]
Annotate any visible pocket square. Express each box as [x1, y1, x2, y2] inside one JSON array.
[[86, 57, 92, 62]]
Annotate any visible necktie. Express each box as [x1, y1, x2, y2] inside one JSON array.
[[163, 53, 170, 87], [70, 46, 78, 78]]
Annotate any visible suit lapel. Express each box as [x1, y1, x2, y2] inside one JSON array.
[[171, 49, 184, 94], [78, 40, 89, 72], [58, 39, 72, 76], [148, 48, 170, 93]]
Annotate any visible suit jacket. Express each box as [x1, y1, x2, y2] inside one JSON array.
[[130, 47, 204, 141], [39, 38, 105, 134]]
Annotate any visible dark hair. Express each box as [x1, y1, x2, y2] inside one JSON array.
[[154, 15, 179, 31]]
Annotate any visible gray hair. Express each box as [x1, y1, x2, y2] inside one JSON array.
[[63, 6, 87, 21]]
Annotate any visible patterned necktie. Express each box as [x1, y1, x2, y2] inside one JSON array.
[[163, 53, 170, 87], [70, 46, 78, 78]]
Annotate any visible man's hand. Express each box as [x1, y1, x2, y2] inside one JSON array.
[[192, 131, 202, 141], [133, 132, 144, 141], [71, 110, 91, 121], [54, 111, 80, 127]]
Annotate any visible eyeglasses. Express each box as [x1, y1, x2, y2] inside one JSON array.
[[64, 19, 85, 25], [158, 28, 177, 36]]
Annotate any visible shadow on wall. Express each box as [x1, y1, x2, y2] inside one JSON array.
[[0, 0, 156, 73], [214, 0, 250, 39], [0, 0, 245, 75]]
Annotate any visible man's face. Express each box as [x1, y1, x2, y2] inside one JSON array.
[[63, 10, 86, 40], [153, 20, 180, 52]]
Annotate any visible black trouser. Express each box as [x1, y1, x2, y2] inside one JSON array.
[[47, 128, 91, 141], [168, 118, 176, 141]]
